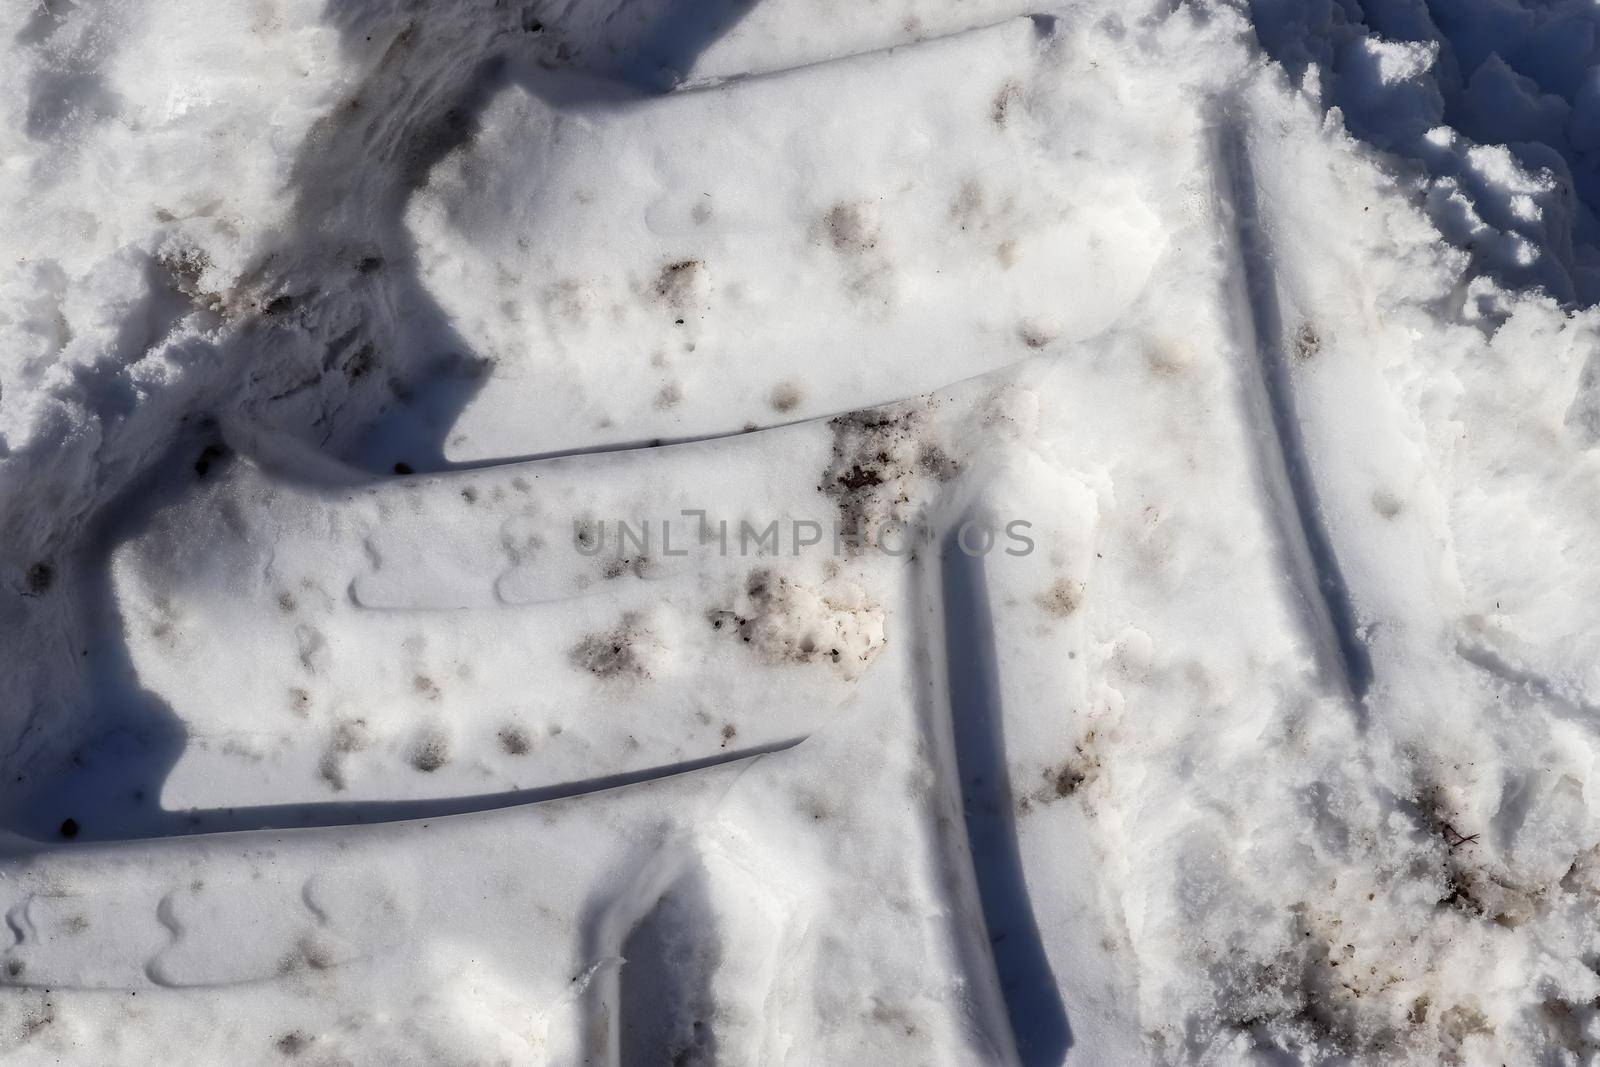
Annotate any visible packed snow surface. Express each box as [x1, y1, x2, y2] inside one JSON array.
[[7, 0, 1600, 1064]]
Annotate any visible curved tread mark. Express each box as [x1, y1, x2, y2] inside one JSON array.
[[143, 891, 185, 987], [933, 521, 1071, 1065], [31, 737, 806, 845], [1211, 102, 1374, 707]]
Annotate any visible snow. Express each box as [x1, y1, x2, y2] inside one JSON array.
[[8, 0, 1600, 1064], [401, 17, 1165, 461]]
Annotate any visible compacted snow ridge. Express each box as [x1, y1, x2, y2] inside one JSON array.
[[7, 0, 1600, 1063]]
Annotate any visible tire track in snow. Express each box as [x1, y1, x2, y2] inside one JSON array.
[[908, 513, 1072, 1067], [19, 738, 801, 844], [935, 523, 1072, 1065], [1210, 103, 1374, 707], [1457, 640, 1600, 728], [671, 11, 1060, 94]]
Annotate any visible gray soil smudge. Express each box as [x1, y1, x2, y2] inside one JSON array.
[[653, 259, 704, 310], [820, 402, 941, 548], [318, 719, 368, 792], [573, 516, 599, 554], [708, 568, 885, 678], [950, 180, 984, 231], [497, 725, 531, 755], [409, 729, 451, 773], [1294, 321, 1321, 361], [20, 998, 54, 1039], [1415, 778, 1536, 927], [570, 615, 653, 679], [992, 79, 1022, 127], [769, 380, 803, 413], [1018, 320, 1056, 349], [654, 381, 683, 409], [1038, 577, 1083, 618], [602, 553, 650, 580], [276, 1031, 311, 1057], [822, 203, 879, 254], [1046, 763, 1086, 797], [917, 442, 958, 482], [1020, 732, 1101, 814]]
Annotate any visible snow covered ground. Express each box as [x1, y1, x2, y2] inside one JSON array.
[[6, 0, 1600, 1063]]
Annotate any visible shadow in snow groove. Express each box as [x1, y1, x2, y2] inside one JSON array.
[[1457, 640, 1600, 724], [22, 738, 802, 846], [415, 349, 1067, 475], [1211, 104, 1374, 707], [940, 526, 1073, 1065], [617, 869, 721, 1066]]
